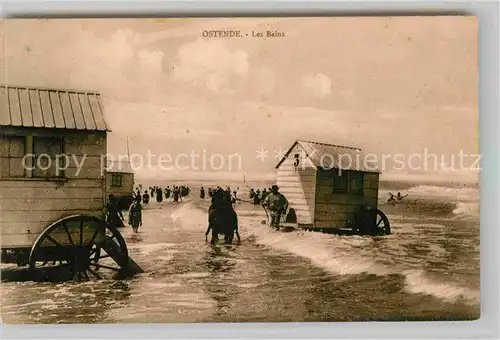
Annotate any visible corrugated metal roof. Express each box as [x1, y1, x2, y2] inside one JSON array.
[[276, 140, 380, 173], [106, 160, 134, 174], [0, 85, 109, 131]]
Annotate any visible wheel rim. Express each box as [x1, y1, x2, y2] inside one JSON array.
[[374, 209, 391, 235], [29, 215, 129, 281]]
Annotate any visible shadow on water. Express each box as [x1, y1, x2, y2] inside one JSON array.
[[202, 245, 240, 319]]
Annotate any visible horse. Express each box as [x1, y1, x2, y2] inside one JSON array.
[[205, 193, 240, 245]]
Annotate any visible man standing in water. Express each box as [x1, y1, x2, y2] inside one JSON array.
[[106, 194, 125, 228], [262, 185, 288, 229]]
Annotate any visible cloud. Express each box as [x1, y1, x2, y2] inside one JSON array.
[[51, 28, 166, 101], [302, 72, 332, 97], [173, 38, 249, 93]]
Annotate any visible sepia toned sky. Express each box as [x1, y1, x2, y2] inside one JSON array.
[[0, 17, 478, 181]]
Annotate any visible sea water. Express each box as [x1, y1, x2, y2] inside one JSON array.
[[0, 182, 479, 323]]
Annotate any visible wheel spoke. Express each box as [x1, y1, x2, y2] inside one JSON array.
[[79, 220, 84, 246], [376, 217, 383, 226], [87, 267, 103, 279], [94, 254, 111, 260], [72, 271, 80, 282], [63, 223, 74, 246], [87, 226, 103, 248], [45, 235, 65, 249], [91, 263, 121, 272], [97, 235, 117, 247]]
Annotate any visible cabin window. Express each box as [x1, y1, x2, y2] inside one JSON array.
[[332, 170, 348, 193], [33, 136, 64, 178], [0, 136, 26, 178], [111, 174, 123, 188], [349, 172, 364, 195]]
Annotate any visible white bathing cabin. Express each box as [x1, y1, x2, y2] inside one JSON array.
[[275, 140, 380, 230]]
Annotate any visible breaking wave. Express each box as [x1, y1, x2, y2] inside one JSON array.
[[173, 185, 480, 307]]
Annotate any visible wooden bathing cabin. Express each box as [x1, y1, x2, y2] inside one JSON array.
[[105, 160, 135, 210], [0, 85, 109, 251], [0, 85, 143, 280], [275, 140, 390, 235]]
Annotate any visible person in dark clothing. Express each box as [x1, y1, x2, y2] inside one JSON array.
[[156, 187, 163, 202], [128, 196, 143, 233], [142, 191, 150, 204], [173, 187, 179, 202], [165, 186, 171, 200], [261, 188, 268, 202], [135, 188, 142, 203], [253, 189, 261, 205], [262, 185, 289, 229], [106, 194, 125, 228], [200, 186, 206, 199]]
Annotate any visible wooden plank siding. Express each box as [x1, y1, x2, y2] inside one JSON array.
[[276, 144, 317, 225], [0, 128, 106, 248], [313, 169, 379, 229], [106, 172, 134, 197]]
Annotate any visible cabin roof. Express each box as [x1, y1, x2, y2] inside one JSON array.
[[106, 160, 134, 174], [276, 140, 380, 173], [0, 85, 109, 131]]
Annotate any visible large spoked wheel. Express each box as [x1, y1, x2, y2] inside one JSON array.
[[374, 209, 391, 235], [29, 215, 129, 281]]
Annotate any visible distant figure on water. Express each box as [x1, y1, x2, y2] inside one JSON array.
[[262, 185, 289, 229], [135, 188, 142, 203], [128, 196, 143, 233], [254, 189, 261, 204], [106, 194, 125, 228], [173, 186, 180, 202], [156, 187, 163, 202], [142, 191, 150, 204], [397, 191, 408, 200], [387, 191, 408, 206]]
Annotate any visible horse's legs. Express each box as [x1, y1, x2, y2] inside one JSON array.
[[224, 231, 234, 244], [210, 228, 218, 245]]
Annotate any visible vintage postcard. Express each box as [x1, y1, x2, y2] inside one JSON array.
[[0, 17, 479, 323]]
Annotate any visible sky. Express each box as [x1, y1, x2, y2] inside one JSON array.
[[0, 17, 479, 182]]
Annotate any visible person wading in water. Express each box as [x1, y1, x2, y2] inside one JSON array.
[[106, 194, 125, 228], [262, 185, 288, 230], [128, 196, 143, 233]]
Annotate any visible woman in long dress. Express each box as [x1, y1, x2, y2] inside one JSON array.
[[128, 197, 143, 233]]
